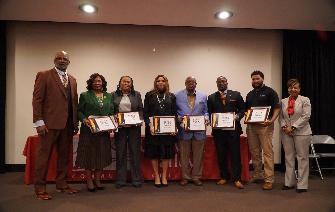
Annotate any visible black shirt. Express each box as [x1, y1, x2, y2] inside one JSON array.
[[245, 85, 280, 118]]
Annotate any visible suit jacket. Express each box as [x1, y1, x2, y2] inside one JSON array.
[[32, 68, 78, 130], [111, 90, 144, 120], [175, 89, 208, 140], [207, 90, 245, 134], [280, 95, 312, 135]]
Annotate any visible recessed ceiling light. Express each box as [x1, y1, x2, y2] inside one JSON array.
[[215, 11, 233, 20], [79, 4, 97, 14]]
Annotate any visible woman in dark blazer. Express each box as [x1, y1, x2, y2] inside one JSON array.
[[144, 75, 177, 187], [280, 79, 312, 193], [111, 76, 144, 188], [75, 73, 114, 192]]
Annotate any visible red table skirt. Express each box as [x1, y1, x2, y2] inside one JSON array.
[[23, 135, 250, 184]]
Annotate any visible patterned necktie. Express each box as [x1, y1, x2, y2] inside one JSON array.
[[61, 74, 68, 88]]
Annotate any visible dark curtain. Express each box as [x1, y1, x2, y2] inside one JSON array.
[[0, 21, 6, 173], [282, 30, 335, 168]]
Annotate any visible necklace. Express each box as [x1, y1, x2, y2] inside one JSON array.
[[156, 94, 166, 109], [96, 94, 104, 108]]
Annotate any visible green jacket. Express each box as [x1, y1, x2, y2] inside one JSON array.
[[78, 90, 114, 122]]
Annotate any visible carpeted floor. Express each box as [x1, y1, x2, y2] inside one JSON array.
[[0, 172, 334, 212]]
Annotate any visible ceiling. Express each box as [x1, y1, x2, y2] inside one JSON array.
[[1, 0, 335, 31]]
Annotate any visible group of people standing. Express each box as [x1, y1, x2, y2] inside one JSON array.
[[32, 51, 312, 200]]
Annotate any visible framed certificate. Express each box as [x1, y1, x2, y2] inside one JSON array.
[[244, 106, 271, 123], [152, 116, 176, 134], [211, 112, 235, 130], [116, 112, 142, 127], [87, 116, 117, 133], [183, 115, 206, 131]]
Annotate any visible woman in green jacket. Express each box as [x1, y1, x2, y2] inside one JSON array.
[[75, 73, 114, 192]]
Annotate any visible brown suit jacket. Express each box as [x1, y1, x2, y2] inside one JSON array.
[[32, 68, 78, 130]]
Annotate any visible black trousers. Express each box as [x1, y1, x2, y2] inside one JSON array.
[[115, 126, 142, 185], [212, 130, 241, 181]]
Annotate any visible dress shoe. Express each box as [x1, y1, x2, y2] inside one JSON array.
[[132, 183, 142, 188], [154, 183, 162, 188], [87, 187, 96, 192], [216, 179, 227, 185], [296, 189, 307, 193], [161, 183, 168, 187], [93, 181, 105, 190], [193, 179, 203, 186], [234, 180, 244, 189], [250, 178, 264, 184], [180, 179, 189, 186], [262, 182, 273, 190], [282, 185, 295, 190], [115, 184, 126, 189], [35, 191, 52, 200], [56, 186, 79, 194]]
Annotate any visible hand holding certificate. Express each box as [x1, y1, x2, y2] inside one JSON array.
[[183, 115, 206, 131], [87, 116, 118, 133], [244, 106, 271, 124], [116, 112, 143, 127], [211, 112, 235, 130], [150, 116, 177, 135]]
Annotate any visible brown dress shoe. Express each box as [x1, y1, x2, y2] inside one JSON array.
[[234, 180, 244, 189], [180, 179, 189, 186], [193, 179, 203, 186], [262, 182, 273, 190], [216, 179, 227, 185], [56, 186, 79, 194]]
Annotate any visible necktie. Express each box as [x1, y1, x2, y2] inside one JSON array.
[[61, 74, 68, 88]]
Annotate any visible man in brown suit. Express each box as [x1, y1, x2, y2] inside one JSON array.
[[32, 51, 79, 200]]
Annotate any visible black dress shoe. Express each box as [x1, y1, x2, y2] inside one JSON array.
[[282, 185, 295, 190], [132, 183, 142, 188], [96, 186, 105, 190], [296, 189, 307, 193], [115, 184, 126, 189], [161, 183, 168, 187], [87, 187, 96, 192], [154, 183, 162, 188]]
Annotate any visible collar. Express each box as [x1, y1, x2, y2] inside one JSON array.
[[218, 89, 228, 96], [186, 89, 196, 96], [55, 67, 67, 76]]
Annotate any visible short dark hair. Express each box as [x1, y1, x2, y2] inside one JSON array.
[[115, 76, 135, 95], [86, 73, 107, 92], [251, 70, 264, 79], [287, 78, 300, 88]]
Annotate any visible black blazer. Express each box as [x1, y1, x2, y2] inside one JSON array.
[[207, 90, 245, 134], [111, 90, 144, 120]]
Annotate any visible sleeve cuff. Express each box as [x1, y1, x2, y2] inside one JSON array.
[[33, 120, 45, 128]]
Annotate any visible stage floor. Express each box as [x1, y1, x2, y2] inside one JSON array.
[[0, 171, 334, 212]]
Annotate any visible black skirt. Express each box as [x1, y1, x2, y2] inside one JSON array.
[[75, 126, 112, 169]]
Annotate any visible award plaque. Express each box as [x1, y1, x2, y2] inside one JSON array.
[[116, 112, 142, 127], [152, 116, 176, 134], [87, 116, 118, 133], [244, 106, 271, 123], [211, 112, 235, 130], [183, 115, 206, 131]]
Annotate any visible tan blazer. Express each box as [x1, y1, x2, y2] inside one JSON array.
[[280, 95, 312, 135], [32, 68, 78, 130]]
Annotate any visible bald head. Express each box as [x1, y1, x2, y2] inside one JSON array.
[[185, 76, 197, 93], [216, 76, 228, 92], [54, 51, 70, 71]]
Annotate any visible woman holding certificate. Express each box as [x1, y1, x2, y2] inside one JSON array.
[[75, 73, 114, 192], [144, 75, 177, 187], [280, 79, 312, 193], [112, 76, 144, 188]]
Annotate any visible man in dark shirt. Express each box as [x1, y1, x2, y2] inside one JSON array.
[[208, 76, 245, 189], [245, 70, 280, 190]]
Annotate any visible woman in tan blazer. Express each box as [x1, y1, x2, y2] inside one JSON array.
[[280, 79, 312, 193]]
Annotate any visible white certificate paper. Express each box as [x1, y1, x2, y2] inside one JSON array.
[[212, 112, 235, 129], [94, 117, 117, 131], [186, 116, 206, 131], [158, 117, 176, 134], [123, 112, 142, 125], [245, 106, 271, 123]]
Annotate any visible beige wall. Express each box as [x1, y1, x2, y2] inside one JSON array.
[[6, 21, 282, 164]]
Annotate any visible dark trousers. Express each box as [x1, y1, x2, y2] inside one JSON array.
[[213, 130, 241, 181], [115, 126, 141, 185], [34, 127, 72, 192]]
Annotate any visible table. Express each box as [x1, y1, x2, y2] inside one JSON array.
[[23, 135, 250, 184]]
